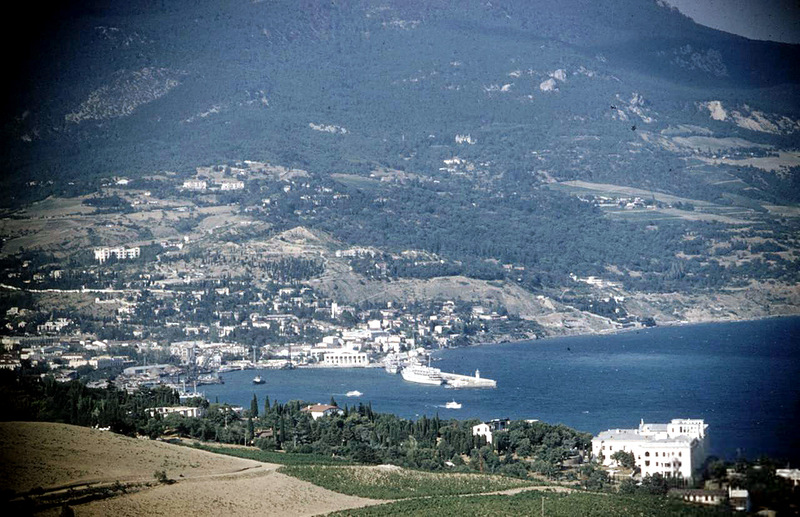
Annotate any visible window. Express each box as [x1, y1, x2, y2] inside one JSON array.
[[645, 461, 650, 466], [645, 452, 650, 457], [655, 452, 659, 457]]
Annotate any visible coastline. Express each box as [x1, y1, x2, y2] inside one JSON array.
[[467, 311, 800, 348]]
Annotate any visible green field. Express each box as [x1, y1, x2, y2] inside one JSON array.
[[279, 465, 539, 500], [329, 491, 732, 517], [185, 443, 354, 466]]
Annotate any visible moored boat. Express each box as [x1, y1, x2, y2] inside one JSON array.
[[401, 363, 443, 385]]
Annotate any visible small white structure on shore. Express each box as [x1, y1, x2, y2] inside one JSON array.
[[148, 406, 206, 419], [592, 418, 708, 481]]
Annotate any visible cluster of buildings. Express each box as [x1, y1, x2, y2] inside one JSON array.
[[181, 179, 245, 191]]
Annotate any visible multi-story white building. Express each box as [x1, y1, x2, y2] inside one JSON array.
[[323, 349, 368, 367], [182, 180, 207, 190], [592, 418, 708, 481], [93, 246, 140, 263], [218, 180, 244, 191]]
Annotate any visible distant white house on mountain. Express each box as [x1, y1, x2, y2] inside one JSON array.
[[94, 246, 140, 263]]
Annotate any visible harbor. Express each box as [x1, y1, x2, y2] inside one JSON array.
[[390, 353, 497, 388]]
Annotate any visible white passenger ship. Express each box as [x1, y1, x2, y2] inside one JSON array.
[[401, 362, 444, 385]]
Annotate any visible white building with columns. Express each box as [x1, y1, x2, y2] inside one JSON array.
[[592, 418, 708, 481], [322, 349, 368, 367]]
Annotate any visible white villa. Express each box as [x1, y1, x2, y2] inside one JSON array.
[[472, 418, 511, 445], [592, 418, 708, 481], [301, 404, 344, 420]]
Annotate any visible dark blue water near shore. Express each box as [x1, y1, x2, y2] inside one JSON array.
[[203, 317, 800, 463]]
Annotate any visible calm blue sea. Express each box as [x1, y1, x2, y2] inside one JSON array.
[[203, 317, 800, 462]]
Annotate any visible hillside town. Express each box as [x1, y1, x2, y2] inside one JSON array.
[[1, 283, 510, 392]]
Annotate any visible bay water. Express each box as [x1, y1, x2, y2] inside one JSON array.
[[203, 317, 800, 462]]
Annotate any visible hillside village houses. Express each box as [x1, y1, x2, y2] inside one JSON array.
[[592, 418, 709, 481], [37, 317, 72, 334]]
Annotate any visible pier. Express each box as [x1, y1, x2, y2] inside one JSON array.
[[440, 369, 497, 388]]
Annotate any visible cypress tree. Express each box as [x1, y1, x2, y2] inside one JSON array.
[[250, 393, 259, 418]]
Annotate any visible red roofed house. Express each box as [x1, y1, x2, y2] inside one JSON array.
[[301, 404, 344, 420]]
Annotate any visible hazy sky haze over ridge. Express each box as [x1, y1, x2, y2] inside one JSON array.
[[665, 0, 800, 44]]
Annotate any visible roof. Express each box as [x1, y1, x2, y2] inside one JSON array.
[[595, 429, 650, 441], [670, 489, 726, 497], [595, 429, 695, 445], [641, 423, 668, 431], [302, 404, 340, 413]]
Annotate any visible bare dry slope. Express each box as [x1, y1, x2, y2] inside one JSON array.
[[0, 422, 379, 516], [0, 422, 260, 493]]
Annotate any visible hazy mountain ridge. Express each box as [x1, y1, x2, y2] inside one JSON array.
[[1, 1, 798, 317], [6, 2, 798, 167]]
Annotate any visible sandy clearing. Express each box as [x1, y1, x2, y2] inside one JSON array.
[[69, 468, 380, 517]]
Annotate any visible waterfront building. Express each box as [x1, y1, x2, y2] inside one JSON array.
[[776, 468, 800, 486], [322, 349, 368, 367], [592, 418, 708, 481]]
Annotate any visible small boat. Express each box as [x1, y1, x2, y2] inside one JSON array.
[[346, 390, 363, 397], [445, 400, 462, 409], [252, 375, 265, 384]]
